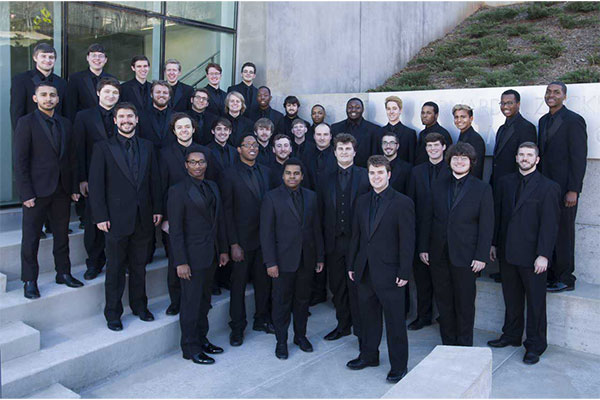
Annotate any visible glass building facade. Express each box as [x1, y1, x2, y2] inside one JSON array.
[[1, 1, 237, 206]]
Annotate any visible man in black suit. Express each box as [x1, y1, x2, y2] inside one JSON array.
[[10, 43, 67, 130], [227, 62, 258, 115], [317, 133, 370, 342], [88, 102, 163, 331], [269, 134, 293, 181], [14, 82, 84, 299], [538, 82, 588, 292], [138, 80, 174, 152], [224, 91, 255, 145], [207, 118, 238, 175], [453, 104, 486, 180], [291, 118, 309, 159], [246, 86, 283, 126], [308, 104, 326, 140], [275, 96, 308, 139], [168, 148, 229, 364], [254, 118, 276, 166], [381, 132, 412, 194], [418, 142, 494, 346], [65, 43, 114, 122], [406, 133, 449, 330], [346, 155, 415, 383], [120, 55, 152, 113], [75, 77, 121, 281], [260, 158, 325, 359], [302, 122, 336, 190], [488, 142, 561, 365], [164, 59, 194, 112], [383, 96, 416, 164], [415, 102, 453, 165], [204, 63, 227, 116], [221, 133, 278, 346], [189, 88, 218, 145], [331, 98, 382, 167]]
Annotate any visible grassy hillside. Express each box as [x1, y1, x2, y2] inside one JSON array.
[[371, 1, 600, 92]]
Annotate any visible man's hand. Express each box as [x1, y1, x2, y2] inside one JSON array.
[[177, 264, 192, 280], [161, 220, 169, 234], [231, 244, 244, 262], [267, 265, 279, 278], [348, 271, 355, 281], [153, 214, 162, 226], [565, 191, 578, 208], [97, 221, 110, 232], [471, 260, 486, 273], [219, 253, 230, 267], [80, 181, 89, 197], [23, 198, 36, 208], [315, 262, 324, 273], [534, 255, 549, 274], [71, 193, 80, 202], [490, 246, 497, 262], [419, 252, 429, 266], [396, 277, 408, 287]]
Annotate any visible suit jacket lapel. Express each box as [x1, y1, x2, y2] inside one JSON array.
[[495, 118, 516, 156], [284, 187, 301, 222], [513, 172, 541, 214], [187, 179, 212, 222], [350, 166, 361, 206], [237, 163, 260, 201], [132, 82, 144, 109], [546, 114, 563, 144], [107, 136, 136, 187], [370, 190, 392, 239], [57, 119, 67, 159], [83, 73, 97, 104], [172, 83, 183, 108], [450, 175, 474, 211], [34, 111, 59, 154], [329, 171, 337, 209], [92, 108, 108, 139], [136, 139, 149, 189]]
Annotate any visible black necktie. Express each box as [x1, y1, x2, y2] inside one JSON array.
[[125, 139, 139, 182], [369, 193, 381, 233], [46, 118, 61, 151], [451, 179, 463, 207], [199, 182, 215, 220], [339, 169, 350, 191], [515, 176, 526, 206], [249, 166, 263, 199], [292, 190, 303, 220]]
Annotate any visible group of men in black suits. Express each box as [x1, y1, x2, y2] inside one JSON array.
[[11, 41, 588, 377]]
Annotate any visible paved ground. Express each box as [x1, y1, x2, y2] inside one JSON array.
[[81, 300, 600, 398]]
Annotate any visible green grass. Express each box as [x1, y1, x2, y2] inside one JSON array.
[[526, 3, 554, 20], [484, 49, 517, 66], [510, 59, 546, 81], [381, 70, 433, 91], [481, 70, 521, 87], [559, 68, 600, 83], [524, 33, 547, 44], [452, 65, 485, 83], [557, 14, 596, 28], [476, 7, 520, 22], [478, 36, 508, 51], [463, 22, 498, 38], [535, 39, 565, 58], [564, 2, 600, 13], [503, 24, 537, 36], [588, 54, 600, 65]]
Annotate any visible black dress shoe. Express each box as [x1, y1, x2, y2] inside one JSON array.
[[487, 337, 521, 348], [523, 351, 540, 365], [79, 222, 85, 230], [309, 296, 327, 306], [293, 336, 314, 352], [107, 320, 123, 331], [83, 268, 101, 280], [184, 352, 215, 364], [212, 286, 222, 296], [253, 321, 276, 334], [230, 331, 244, 347], [133, 309, 155, 321], [346, 357, 379, 370], [45, 226, 52, 234], [40, 231, 47, 239], [24, 281, 40, 299], [275, 342, 288, 359], [55, 274, 84, 288], [201, 342, 224, 354], [386, 368, 408, 383], [67, 228, 73, 234], [324, 327, 351, 341], [165, 303, 180, 315], [547, 281, 575, 293], [407, 318, 432, 331], [489, 272, 502, 283]]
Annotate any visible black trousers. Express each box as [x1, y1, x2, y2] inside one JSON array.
[[271, 254, 313, 343], [430, 246, 477, 346], [180, 263, 216, 357], [357, 265, 408, 372], [75, 194, 85, 222], [104, 212, 153, 322], [413, 258, 434, 321], [83, 197, 106, 271], [21, 186, 71, 282], [549, 203, 578, 286], [326, 234, 361, 337], [163, 230, 181, 308], [229, 247, 272, 332], [500, 260, 548, 355], [311, 258, 327, 301]]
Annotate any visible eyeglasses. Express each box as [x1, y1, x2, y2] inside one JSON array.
[[382, 141, 398, 146], [186, 160, 207, 166], [207, 72, 221, 77], [194, 96, 208, 101], [241, 143, 259, 149]]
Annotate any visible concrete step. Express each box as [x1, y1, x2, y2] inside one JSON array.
[[1, 290, 240, 398], [26, 383, 80, 399], [0, 321, 40, 363], [1, 272, 6, 293], [0, 205, 79, 233], [475, 276, 600, 356], [0, 251, 169, 331], [0, 221, 85, 281]]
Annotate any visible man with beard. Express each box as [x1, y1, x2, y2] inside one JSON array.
[[269, 134, 293, 180], [121, 55, 152, 113], [139, 80, 174, 152], [381, 132, 412, 194], [164, 59, 194, 112], [189, 88, 218, 145], [246, 86, 283, 127], [275, 96, 308, 139], [254, 118, 276, 166], [331, 98, 382, 167], [204, 63, 227, 116], [453, 104, 486, 180], [415, 102, 453, 165], [227, 62, 259, 114], [382, 96, 416, 164]]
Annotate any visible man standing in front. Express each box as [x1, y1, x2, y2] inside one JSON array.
[[488, 142, 561, 365], [346, 155, 415, 383], [538, 82, 587, 293], [88, 102, 163, 331], [260, 158, 325, 359]]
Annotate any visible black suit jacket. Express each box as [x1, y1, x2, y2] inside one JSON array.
[[226, 113, 255, 146], [415, 123, 453, 165], [331, 118, 383, 167], [65, 69, 115, 122], [138, 106, 175, 152], [205, 85, 227, 116], [247, 106, 283, 126], [302, 144, 337, 190], [317, 165, 370, 254], [10, 69, 67, 130], [120, 79, 152, 113], [170, 81, 194, 112], [189, 109, 218, 145], [490, 113, 537, 189], [419, 174, 494, 267], [207, 141, 239, 173], [227, 82, 258, 114], [538, 106, 587, 195], [383, 122, 417, 164], [493, 171, 561, 268], [74, 106, 115, 183], [260, 185, 325, 272], [167, 177, 228, 270], [88, 134, 162, 237], [458, 126, 486, 180], [389, 157, 413, 194], [347, 187, 415, 282], [13, 110, 78, 201], [220, 161, 277, 251]]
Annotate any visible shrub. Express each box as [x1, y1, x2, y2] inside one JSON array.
[[510, 60, 543, 81], [565, 2, 600, 13], [481, 70, 521, 87], [463, 22, 497, 38], [558, 14, 588, 29], [588, 54, 600, 65], [526, 4, 553, 20], [476, 7, 520, 22], [536, 41, 565, 58], [558, 68, 600, 83], [389, 70, 432, 88], [504, 24, 536, 37], [525, 33, 547, 44], [452, 65, 485, 83], [478, 36, 509, 51], [485, 49, 517, 66]]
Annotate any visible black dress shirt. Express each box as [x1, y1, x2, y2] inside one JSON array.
[[117, 134, 140, 182]]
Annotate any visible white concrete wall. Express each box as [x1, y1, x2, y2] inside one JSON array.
[[236, 2, 482, 95]]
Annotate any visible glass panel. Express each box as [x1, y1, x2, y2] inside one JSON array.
[[165, 22, 234, 90], [66, 3, 161, 82], [166, 1, 236, 29], [106, 1, 162, 13]]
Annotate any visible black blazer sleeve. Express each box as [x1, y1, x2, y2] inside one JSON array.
[[88, 142, 109, 224], [567, 115, 587, 194], [397, 196, 416, 280], [313, 194, 325, 264], [74, 112, 87, 183], [346, 201, 362, 272], [492, 177, 504, 247], [259, 192, 277, 268], [167, 184, 188, 267], [13, 116, 34, 201], [65, 119, 79, 194], [475, 184, 494, 263], [10, 74, 27, 130], [220, 170, 238, 247], [417, 188, 433, 254], [149, 146, 163, 215], [537, 182, 561, 259]]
